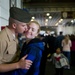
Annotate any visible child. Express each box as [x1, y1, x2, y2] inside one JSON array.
[[49, 48, 69, 75]]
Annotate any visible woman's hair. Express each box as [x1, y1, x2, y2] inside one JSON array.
[[64, 35, 70, 44], [28, 20, 40, 33]]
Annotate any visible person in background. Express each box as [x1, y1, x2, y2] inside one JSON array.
[[62, 35, 72, 69], [55, 31, 64, 51], [48, 48, 69, 75], [38, 34, 48, 75], [11, 20, 44, 75], [42, 30, 51, 59], [0, 7, 32, 74]]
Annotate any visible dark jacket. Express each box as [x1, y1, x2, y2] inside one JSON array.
[[12, 38, 44, 75]]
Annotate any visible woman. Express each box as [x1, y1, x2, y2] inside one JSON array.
[[62, 35, 72, 69], [11, 21, 44, 75]]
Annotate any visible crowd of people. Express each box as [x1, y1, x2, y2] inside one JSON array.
[[39, 31, 75, 75]]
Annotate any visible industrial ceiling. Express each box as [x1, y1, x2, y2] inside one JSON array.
[[22, 0, 75, 30]]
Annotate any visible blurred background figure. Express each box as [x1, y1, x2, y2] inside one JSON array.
[[62, 35, 72, 69]]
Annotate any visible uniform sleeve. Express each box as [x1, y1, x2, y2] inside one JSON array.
[[0, 39, 7, 63]]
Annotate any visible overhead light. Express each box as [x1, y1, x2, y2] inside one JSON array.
[[31, 19, 34, 21], [45, 19, 48, 22], [45, 23, 48, 26], [32, 16, 35, 19], [71, 20, 74, 23], [31, 16, 35, 21], [46, 13, 50, 16], [55, 23, 58, 26], [59, 19, 63, 23], [49, 16, 52, 19]]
